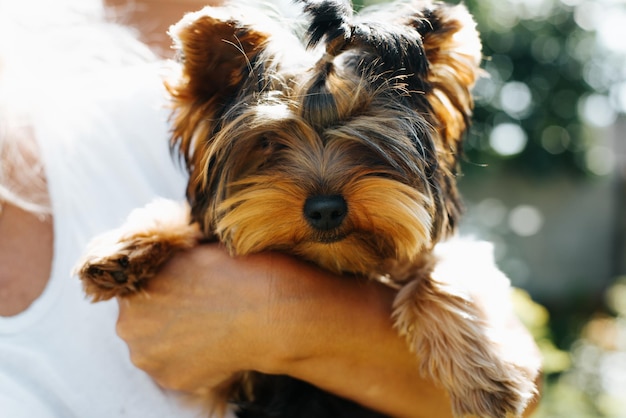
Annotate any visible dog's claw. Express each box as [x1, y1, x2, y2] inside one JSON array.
[[112, 270, 128, 284], [76, 252, 142, 301], [118, 255, 130, 268]]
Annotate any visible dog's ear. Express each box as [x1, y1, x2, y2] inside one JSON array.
[[166, 7, 272, 228], [403, 1, 483, 238], [166, 6, 270, 166], [363, 1, 482, 238], [409, 2, 483, 168], [354, 0, 482, 168]]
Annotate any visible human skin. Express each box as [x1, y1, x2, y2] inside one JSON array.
[[0, 132, 52, 317], [0, 203, 52, 316]]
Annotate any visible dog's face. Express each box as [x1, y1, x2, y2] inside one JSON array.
[[166, 0, 482, 275]]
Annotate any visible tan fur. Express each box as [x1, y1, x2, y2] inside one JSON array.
[[76, 1, 537, 417]]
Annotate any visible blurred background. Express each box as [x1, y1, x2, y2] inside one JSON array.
[[354, 0, 626, 416], [456, 1, 626, 416]]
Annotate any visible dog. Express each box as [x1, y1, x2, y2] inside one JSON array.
[[76, 1, 538, 417]]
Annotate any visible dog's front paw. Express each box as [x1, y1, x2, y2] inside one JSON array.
[[75, 232, 162, 301], [75, 199, 201, 302], [77, 256, 133, 302]]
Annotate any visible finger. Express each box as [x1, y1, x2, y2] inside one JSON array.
[[115, 296, 138, 340]]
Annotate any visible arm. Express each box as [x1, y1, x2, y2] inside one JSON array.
[[116, 244, 540, 418]]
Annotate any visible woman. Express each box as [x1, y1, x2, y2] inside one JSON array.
[[0, 0, 540, 417]]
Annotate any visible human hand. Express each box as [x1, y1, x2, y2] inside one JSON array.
[[115, 244, 286, 393]]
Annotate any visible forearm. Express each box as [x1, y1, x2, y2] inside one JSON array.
[[249, 255, 453, 418]]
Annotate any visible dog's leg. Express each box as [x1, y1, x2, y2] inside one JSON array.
[[393, 277, 536, 418], [75, 199, 202, 301]]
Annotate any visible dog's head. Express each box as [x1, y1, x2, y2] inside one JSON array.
[[166, 0, 482, 275]]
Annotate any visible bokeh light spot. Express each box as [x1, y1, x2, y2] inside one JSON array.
[[489, 123, 528, 156], [500, 81, 533, 118], [508, 205, 544, 237], [476, 198, 507, 227], [579, 94, 617, 128], [585, 146, 616, 176], [541, 125, 571, 154]]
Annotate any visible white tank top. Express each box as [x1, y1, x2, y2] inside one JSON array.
[[0, 63, 233, 418]]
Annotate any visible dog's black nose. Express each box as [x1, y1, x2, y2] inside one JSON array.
[[303, 195, 347, 231]]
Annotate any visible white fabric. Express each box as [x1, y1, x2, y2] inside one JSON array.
[[0, 64, 234, 418]]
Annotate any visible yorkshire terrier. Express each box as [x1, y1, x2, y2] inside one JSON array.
[[76, 0, 538, 417]]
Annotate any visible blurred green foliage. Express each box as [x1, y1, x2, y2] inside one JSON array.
[[462, 0, 592, 177]]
